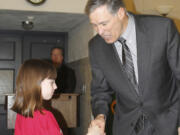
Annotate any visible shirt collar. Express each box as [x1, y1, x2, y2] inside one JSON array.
[[120, 13, 135, 44]]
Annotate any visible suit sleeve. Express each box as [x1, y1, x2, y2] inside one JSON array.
[[166, 19, 180, 126], [89, 40, 114, 118]]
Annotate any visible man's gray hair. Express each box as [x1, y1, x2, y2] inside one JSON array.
[[85, 0, 125, 15]]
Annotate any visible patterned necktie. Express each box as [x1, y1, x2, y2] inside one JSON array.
[[119, 37, 139, 94]]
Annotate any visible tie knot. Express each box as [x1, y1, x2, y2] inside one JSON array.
[[118, 37, 126, 45]]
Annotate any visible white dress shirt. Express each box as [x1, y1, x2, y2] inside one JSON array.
[[114, 13, 139, 83]]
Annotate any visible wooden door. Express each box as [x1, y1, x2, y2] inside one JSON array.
[[0, 35, 22, 103], [0, 35, 22, 135]]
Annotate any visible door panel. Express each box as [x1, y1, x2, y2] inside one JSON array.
[[0, 36, 22, 104], [23, 36, 66, 62], [0, 42, 15, 60]]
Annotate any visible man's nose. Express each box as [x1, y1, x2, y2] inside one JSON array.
[[97, 26, 104, 35]]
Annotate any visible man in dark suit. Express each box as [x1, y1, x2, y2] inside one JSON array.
[[51, 47, 76, 93], [85, 0, 180, 135]]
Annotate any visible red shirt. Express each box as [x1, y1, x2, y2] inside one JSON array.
[[14, 109, 63, 135]]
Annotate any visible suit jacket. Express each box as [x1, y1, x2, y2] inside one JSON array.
[[89, 14, 180, 135]]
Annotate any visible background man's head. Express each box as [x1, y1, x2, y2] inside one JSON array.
[[85, 0, 128, 43], [51, 47, 64, 67]]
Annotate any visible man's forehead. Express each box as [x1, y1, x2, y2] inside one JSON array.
[[90, 5, 108, 16], [51, 49, 63, 56], [90, 20, 109, 26], [52, 48, 62, 53], [89, 8, 113, 24]]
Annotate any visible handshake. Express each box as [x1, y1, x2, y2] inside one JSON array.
[[87, 114, 106, 135]]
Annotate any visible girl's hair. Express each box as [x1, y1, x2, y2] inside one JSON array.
[[11, 59, 57, 117]]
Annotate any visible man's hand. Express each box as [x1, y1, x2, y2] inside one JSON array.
[[87, 125, 106, 135], [178, 127, 180, 135], [88, 114, 106, 135]]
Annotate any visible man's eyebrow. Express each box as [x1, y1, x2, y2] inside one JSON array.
[[98, 20, 109, 25], [90, 20, 109, 25]]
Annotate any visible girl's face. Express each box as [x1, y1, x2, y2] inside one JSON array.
[[41, 78, 57, 100]]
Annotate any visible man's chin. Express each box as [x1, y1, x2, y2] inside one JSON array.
[[104, 38, 114, 44], [53, 63, 61, 68]]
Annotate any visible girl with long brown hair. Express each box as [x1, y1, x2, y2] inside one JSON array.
[[12, 59, 63, 135]]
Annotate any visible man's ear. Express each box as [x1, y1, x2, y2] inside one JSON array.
[[117, 7, 126, 20]]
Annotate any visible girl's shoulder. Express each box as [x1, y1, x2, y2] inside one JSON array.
[[15, 109, 62, 135], [40, 109, 56, 120], [16, 109, 54, 123], [34, 109, 55, 121], [35, 109, 51, 116]]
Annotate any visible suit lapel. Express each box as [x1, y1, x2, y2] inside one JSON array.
[[104, 15, 152, 97], [103, 42, 140, 98], [99, 14, 151, 97], [135, 15, 151, 95]]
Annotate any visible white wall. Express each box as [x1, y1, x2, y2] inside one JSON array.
[[133, 0, 179, 18], [0, 0, 88, 14], [68, 19, 94, 62]]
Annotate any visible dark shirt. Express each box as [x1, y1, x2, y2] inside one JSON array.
[[55, 64, 76, 93]]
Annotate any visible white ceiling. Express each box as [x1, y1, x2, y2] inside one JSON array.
[[0, 10, 88, 32], [134, 0, 180, 19], [0, 0, 179, 32]]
